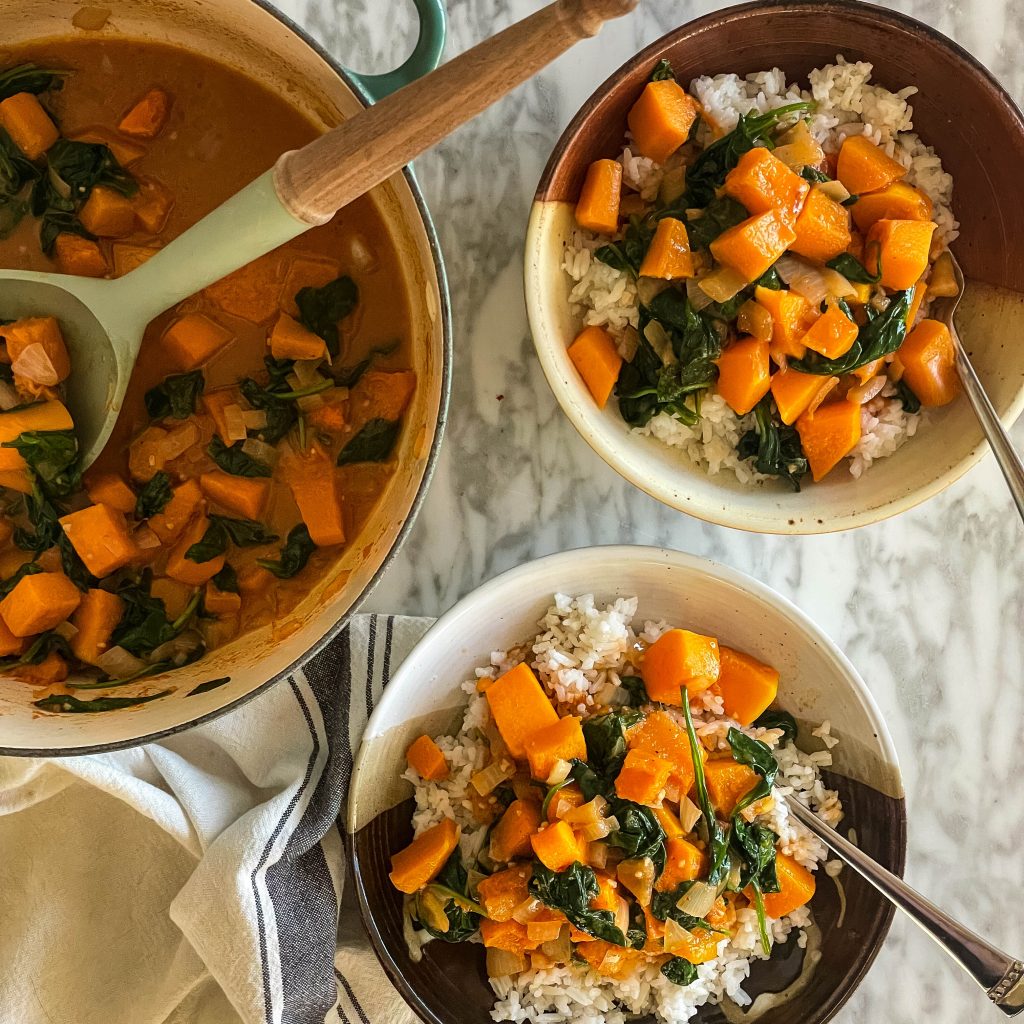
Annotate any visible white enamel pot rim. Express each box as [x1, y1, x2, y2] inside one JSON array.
[[0, 0, 452, 756], [348, 543, 903, 836]]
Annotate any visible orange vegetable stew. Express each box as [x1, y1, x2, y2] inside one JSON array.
[[392, 607, 831, 990], [0, 42, 415, 692]]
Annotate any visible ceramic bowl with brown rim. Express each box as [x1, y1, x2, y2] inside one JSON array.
[[347, 546, 906, 1024], [525, 0, 1024, 533]]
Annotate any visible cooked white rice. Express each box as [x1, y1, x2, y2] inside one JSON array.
[[562, 57, 956, 484], [403, 594, 844, 1023]]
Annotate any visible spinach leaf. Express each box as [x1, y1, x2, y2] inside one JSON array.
[[207, 436, 272, 478], [627, 900, 647, 950], [58, 532, 94, 590], [13, 484, 61, 553], [727, 727, 779, 815], [606, 799, 666, 871], [569, 758, 607, 802], [790, 290, 912, 375], [661, 957, 699, 986], [211, 563, 239, 594], [755, 266, 784, 290], [826, 252, 880, 284], [135, 471, 171, 519], [0, 128, 40, 238], [732, 817, 780, 893], [678, 195, 748, 250], [841, 194, 860, 208], [11, 630, 71, 666], [144, 370, 204, 420], [529, 861, 626, 946], [752, 709, 798, 744], [34, 690, 171, 713], [896, 379, 921, 413], [0, 64, 66, 101], [540, 777, 572, 818], [736, 396, 808, 491], [646, 289, 722, 364], [620, 674, 648, 706], [0, 561, 41, 599], [581, 708, 641, 777], [337, 418, 400, 465], [256, 523, 316, 579], [683, 102, 813, 207], [295, 275, 359, 357], [594, 216, 655, 278], [46, 139, 137, 201], [650, 59, 675, 82], [2, 429, 80, 499], [420, 850, 481, 943], [187, 676, 231, 696], [186, 515, 277, 562], [238, 378, 297, 445], [38, 207, 92, 255], [110, 579, 189, 656], [799, 166, 831, 183], [682, 696, 730, 885]]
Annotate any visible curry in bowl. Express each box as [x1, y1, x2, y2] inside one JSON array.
[[0, 39, 416, 703]]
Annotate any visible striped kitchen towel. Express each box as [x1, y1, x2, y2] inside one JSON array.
[[0, 613, 430, 1024]]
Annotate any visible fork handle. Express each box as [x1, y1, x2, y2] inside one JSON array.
[[786, 797, 1024, 1014], [951, 323, 1024, 523]]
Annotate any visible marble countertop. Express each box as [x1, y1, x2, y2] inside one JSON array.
[[279, 0, 1023, 1019]]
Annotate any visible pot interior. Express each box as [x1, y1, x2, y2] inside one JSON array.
[[0, 0, 447, 753]]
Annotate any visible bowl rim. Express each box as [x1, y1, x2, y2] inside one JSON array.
[[348, 543, 906, 1024], [525, 0, 1024, 535], [0, 0, 453, 758]]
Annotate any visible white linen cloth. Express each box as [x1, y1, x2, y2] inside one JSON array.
[[0, 613, 431, 1024]]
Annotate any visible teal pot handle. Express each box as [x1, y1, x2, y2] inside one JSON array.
[[345, 0, 447, 102]]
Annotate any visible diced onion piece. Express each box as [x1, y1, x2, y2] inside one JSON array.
[[772, 120, 825, 171], [699, 266, 748, 303], [546, 759, 572, 786], [675, 880, 717, 918], [889, 354, 906, 383], [617, 856, 655, 907], [737, 299, 773, 342], [664, 917, 695, 956], [820, 268, 856, 299], [643, 320, 675, 366], [156, 420, 201, 464], [527, 919, 563, 943], [95, 645, 147, 678], [241, 437, 279, 468], [11, 342, 60, 385], [847, 375, 887, 405], [512, 897, 547, 924], [580, 817, 614, 842], [416, 888, 449, 933], [286, 372, 303, 391], [293, 358, 325, 387], [470, 758, 514, 796], [348, 233, 378, 273], [0, 380, 19, 410], [588, 841, 609, 870], [678, 795, 701, 833], [636, 277, 669, 310], [241, 409, 268, 430], [133, 524, 161, 549], [614, 895, 630, 938], [806, 377, 839, 417], [659, 165, 687, 205], [149, 631, 202, 666], [541, 926, 572, 964], [565, 794, 608, 826], [487, 947, 527, 978], [296, 393, 325, 412], [816, 179, 851, 204], [686, 277, 714, 311], [775, 254, 829, 307], [223, 404, 248, 443], [54, 620, 79, 640]]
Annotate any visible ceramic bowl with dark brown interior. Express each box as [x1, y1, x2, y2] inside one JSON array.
[[526, 0, 1024, 533], [347, 546, 906, 1024]]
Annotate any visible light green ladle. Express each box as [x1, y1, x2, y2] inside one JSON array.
[[0, 0, 637, 470]]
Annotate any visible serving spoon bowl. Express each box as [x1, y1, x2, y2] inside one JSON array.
[[0, 0, 639, 470]]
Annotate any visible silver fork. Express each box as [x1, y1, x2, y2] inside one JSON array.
[[786, 794, 1024, 1014], [932, 254, 1024, 522]]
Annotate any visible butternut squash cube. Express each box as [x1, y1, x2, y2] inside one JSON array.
[[0, 571, 81, 637], [161, 313, 233, 370], [575, 159, 622, 235], [789, 188, 852, 263], [59, 503, 138, 577], [524, 715, 586, 782], [710, 210, 795, 282], [484, 661, 558, 758], [54, 234, 108, 278], [715, 337, 771, 415], [70, 588, 124, 665], [641, 628, 720, 703], [0, 92, 59, 160], [568, 325, 622, 409], [118, 87, 172, 138], [722, 146, 809, 225], [388, 817, 460, 894], [716, 646, 780, 726], [79, 186, 136, 238], [836, 135, 907, 195], [627, 80, 701, 164]]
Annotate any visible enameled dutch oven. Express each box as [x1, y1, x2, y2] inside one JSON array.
[[0, 0, 451, 755]]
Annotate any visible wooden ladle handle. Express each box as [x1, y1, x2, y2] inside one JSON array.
[[274, 0, 639, 224]]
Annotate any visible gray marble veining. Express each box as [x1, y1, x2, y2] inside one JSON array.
[[276, 0, 1023, 1019]]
